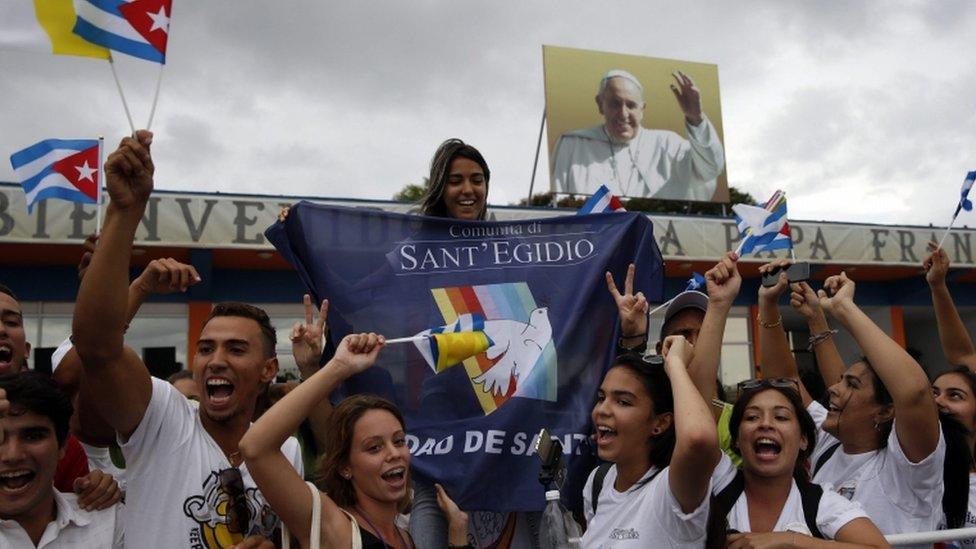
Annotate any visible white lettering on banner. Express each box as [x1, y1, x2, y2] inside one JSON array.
[[412, 430, 589, 457], [0, 186, 973, 267], [393, 234, 597, 274]]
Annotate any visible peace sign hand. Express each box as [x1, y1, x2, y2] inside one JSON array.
[[606, 264, 648, 342], [290, 294, 329, 376]]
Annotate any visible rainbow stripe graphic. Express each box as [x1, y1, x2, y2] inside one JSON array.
[[430, 282, 558, 415]]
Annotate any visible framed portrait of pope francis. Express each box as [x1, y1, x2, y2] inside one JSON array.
[[544, 45, 729, 203]]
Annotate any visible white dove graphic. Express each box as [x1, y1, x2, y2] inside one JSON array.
[[472, 307, 553, 396]]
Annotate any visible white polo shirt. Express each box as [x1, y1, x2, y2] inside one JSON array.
[[0, 490, 123, 548]]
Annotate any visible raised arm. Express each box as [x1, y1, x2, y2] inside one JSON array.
[[662, 335, 720, 513], [238, 333, 383, 546], [756, 260, 812, 407], [790, 281, 845, 387], [71, 131, 156, 439], [688, 252, 740, 414], [61, 255, 201, 445], [924, 242, 976, 369], [819, 273, 940, 462]]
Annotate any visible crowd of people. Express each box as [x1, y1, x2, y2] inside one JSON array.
[[1, 127, 974, 549]]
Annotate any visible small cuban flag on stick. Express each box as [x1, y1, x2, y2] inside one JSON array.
[[10, 138, 104, 226], [386, 313, 495, 373], [731, 190, 794, 258], [936, 171, 976, 250], [73, 0, 174, 132], [577, 185, 626, 215], [645, 272, 707, 318]]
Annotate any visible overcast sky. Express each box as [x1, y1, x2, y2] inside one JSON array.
[[2, 0, 974, 227]]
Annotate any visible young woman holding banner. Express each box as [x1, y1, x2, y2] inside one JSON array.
[[582, 336, 720, 548]]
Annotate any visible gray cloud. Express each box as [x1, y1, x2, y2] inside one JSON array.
[[2, 0, 974, 228]]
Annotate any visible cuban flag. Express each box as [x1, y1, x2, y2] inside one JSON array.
[[954, 170, 975, 218], [10, 139, 100, 213], [685, 272, 706, 291], [73, 0, 171, 63], [577, 184, 626, 215], [732, 191, 793, 255]]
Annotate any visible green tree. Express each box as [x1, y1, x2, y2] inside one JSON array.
[[393, 179, 428, 203]]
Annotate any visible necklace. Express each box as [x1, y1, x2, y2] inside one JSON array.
[[603, 126, 643, 197], [354, 505, 409, 549]]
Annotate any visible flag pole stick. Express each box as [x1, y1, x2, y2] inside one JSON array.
[[937, 214, 958, 250], [385, 335, 428, 345], [146, 65, 164, 130], [108, 54, 136, 134], [96, 136, 105, 234], [526, 108, 546, 206]]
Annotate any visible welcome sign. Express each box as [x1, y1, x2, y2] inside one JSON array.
[[266, 203, 663, 511]]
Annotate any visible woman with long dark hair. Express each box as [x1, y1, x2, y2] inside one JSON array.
[[755, 261, 949, 547], [582, 336, 720, 547], [710, 381, 888, 547], [240, 333, 469, 548]]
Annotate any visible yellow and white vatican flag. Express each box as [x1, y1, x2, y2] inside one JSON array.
[[1, 1, 109, 58]]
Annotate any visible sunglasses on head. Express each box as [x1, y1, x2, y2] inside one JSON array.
[[218, 467, 250, 535], [737, 377, 799, 392]]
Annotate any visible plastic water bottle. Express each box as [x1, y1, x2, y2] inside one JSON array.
[[539, 490, 582, 549]]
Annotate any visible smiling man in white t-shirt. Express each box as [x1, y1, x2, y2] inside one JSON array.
[[71, 130, 300, 549]]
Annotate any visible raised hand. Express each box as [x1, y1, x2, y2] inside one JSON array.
[[818, 272, 856, 316], [670, 71, 703, 126], [923, 240, 950, 287], [789, 281, 822, 321], [133, 258, 202, 294], [662, 335, 694, 370], [606, 264, 648, 339], [290, 294, 329, 374], [704, 251, 741, 309], [332, 332, 385, 378], [104, 130, 154, 211], [757, 259, 791, 303]]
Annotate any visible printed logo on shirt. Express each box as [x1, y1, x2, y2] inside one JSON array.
[[609, 527, 639, 540], [182, 470, 280, 548], [836, 481, 856, 501]]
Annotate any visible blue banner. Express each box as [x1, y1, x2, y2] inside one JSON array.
[[266, 204, 663, 511]]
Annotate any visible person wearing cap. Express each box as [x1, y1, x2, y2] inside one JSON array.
[[552, 69, 725, 200]]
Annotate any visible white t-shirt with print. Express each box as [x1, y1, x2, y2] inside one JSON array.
[[120, 378, 303, 549], [808, 401, 945, 547], [581, 465, 709, 548], [711, 454, 868, 539]]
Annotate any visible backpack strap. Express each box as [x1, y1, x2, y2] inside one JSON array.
[[590, 463, 613, 515], [812, 442, 841, 477], [797, 480, 825, 539], [713, 469, 746, 526]]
